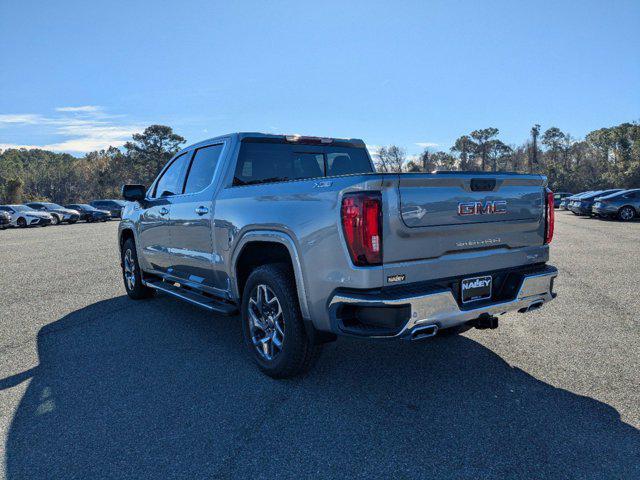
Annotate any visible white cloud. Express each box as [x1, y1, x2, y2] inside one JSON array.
[[55, 105, 102, 113], [0, 143, 42, 150], [0, 114, 44, 125], [415, 142, 439, 148], [0, 107, 142, 153], [43, 125, 140, 151]]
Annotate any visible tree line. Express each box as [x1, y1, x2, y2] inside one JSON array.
[[0, 125, 186, 204], [1, 121, 638, 204], [375, 121, 640, 192]]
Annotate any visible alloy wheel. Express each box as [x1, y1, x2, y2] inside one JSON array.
[[248, 284, 285, 361], [123, 249, 136, 291], [620, 207, 634, 221]]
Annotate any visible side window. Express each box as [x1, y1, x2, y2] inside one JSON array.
[[184, 144, 223, 194], [153, 153, 191, 198]]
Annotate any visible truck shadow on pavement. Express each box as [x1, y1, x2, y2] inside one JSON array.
[[3, 296, 639, 479]]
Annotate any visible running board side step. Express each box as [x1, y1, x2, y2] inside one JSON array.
[[144, 280, 237, 315]]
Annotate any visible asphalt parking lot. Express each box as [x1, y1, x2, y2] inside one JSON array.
[[0, 213, 639, 479]]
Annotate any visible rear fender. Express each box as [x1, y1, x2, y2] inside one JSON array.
[[231, 230, 310, 320]]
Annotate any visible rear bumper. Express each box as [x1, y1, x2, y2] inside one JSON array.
[[570, 205, 592, 215], [328, 265, 557, 339], [593, 205, 617, 215]]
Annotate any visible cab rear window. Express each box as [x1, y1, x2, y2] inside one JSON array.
[[233, 140, 373, 186]]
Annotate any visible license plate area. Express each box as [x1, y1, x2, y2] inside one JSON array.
[[461, 275, 492, 303]]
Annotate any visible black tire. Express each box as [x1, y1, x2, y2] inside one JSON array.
[[50, 214, 60, 226], [17, 217, 27, 228], [618, 206, 635, 222], [241, 264, 321, 379], [121, 238, 155, 300]]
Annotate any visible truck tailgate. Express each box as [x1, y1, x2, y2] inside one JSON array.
[[383, 173, 547, 264]]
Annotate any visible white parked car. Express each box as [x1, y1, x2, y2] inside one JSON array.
[[0, 205, 53, 227]]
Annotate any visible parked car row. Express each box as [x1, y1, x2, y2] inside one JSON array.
[[558, 189, 639, 221], [0, 199, 125, 229]]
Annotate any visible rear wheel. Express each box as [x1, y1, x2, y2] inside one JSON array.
[[50, 215, 60, 226], [17, 217, 27, 228], [241, 264, 321, 378], [618, 206, 635, 222], [121, 238, 155, 299]]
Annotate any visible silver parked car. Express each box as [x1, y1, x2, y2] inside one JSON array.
[[26, 202, 80, 225], [0, 205, 53, 227]]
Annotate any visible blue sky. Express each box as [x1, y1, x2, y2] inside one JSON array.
[[1, 0, 638, 157]]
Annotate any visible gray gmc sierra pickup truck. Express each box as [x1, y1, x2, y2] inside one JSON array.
[[119, 132, 558, 378]]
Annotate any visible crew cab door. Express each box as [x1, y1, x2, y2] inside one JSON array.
[[138, 152, 191, 274], [167, 142, 226, 294]]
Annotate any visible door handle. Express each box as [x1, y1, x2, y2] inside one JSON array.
[[159, 207, 169, 216], [195, 206, 209, 216]]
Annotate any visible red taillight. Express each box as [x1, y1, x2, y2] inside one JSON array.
[[545, 189, 554, 244], [341, 192, 382, 266]]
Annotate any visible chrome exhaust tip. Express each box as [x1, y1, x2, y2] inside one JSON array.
[[410, 324, 439, 341]]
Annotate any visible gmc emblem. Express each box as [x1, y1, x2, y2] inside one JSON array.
[[458, 200, 508, 216]]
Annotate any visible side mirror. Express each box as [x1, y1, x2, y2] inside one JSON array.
[[122, 184, 146, 202]]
